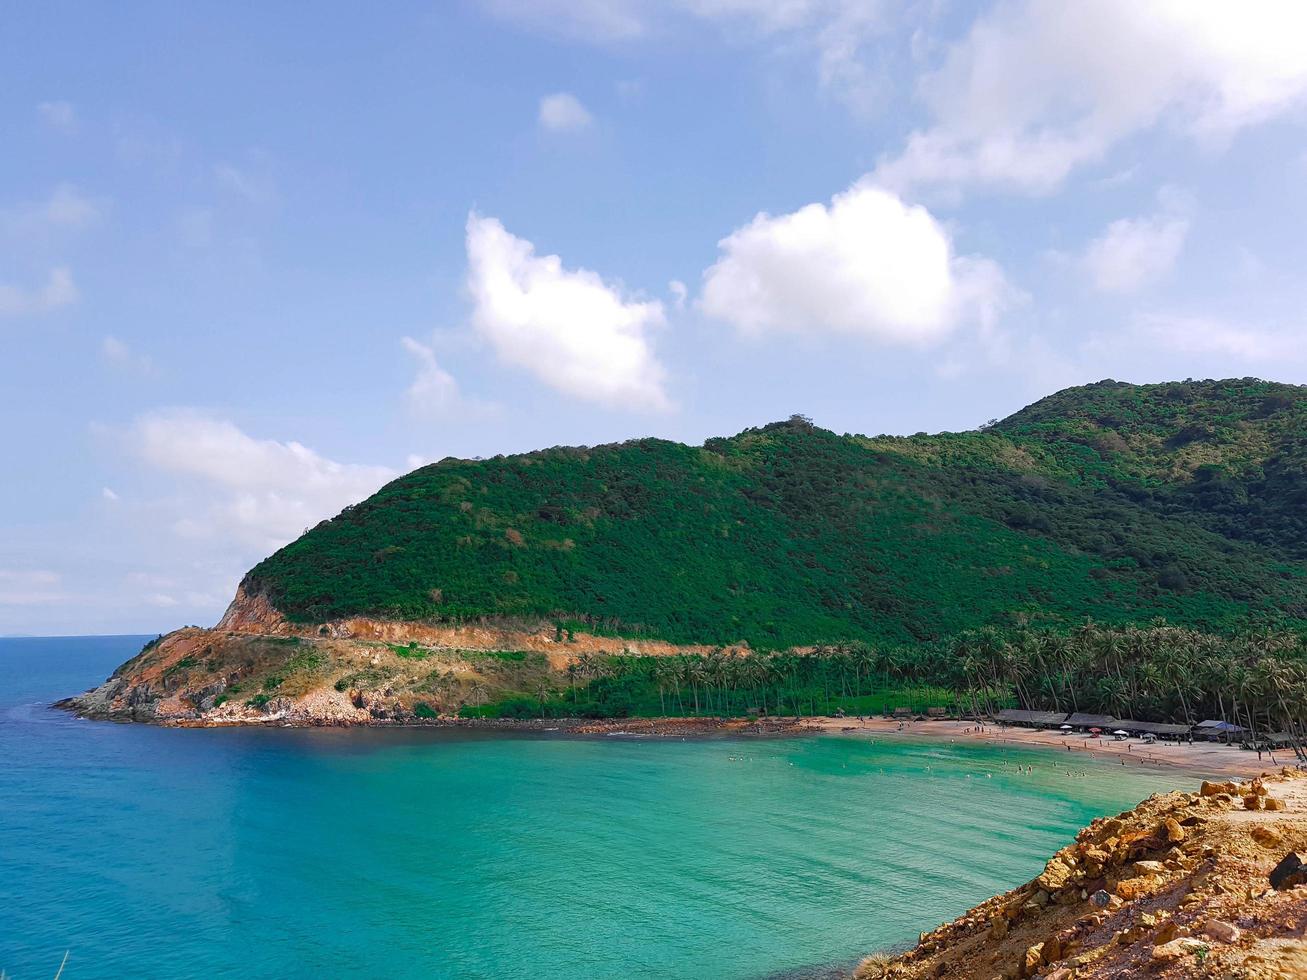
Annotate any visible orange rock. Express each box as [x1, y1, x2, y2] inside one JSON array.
[[1023, 942, 1044, 976], [1151, 938, 1210, 962], [1115, 876, 1161, 901]]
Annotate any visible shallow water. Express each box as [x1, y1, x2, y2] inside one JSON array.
[[1, 636, 1184, 979]]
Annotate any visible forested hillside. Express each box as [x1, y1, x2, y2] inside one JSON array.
[[242, 378, 1307, 649]]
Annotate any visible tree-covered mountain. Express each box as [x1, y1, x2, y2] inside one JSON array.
[[242, 379, 1307, 649]]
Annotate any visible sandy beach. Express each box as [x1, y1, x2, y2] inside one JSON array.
[[804, 716, 1293, 779]]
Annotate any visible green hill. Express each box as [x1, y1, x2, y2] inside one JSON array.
[[242, 378, 1307, 649]]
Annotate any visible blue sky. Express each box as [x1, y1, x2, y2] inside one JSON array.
[[4, 0, 1307, 634]]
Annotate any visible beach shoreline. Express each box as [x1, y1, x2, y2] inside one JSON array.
[[802, 716, 1287, 779], [72, 700, 1291, 779]]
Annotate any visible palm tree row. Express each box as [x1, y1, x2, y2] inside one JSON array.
[[553, 623, 1307, 758], [941, 622, 1307, 757]]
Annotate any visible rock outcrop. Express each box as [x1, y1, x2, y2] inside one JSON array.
[[854, 771, 1307, 980]]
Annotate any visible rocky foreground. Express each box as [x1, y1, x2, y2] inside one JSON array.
[[855, 772, 1307, 980]]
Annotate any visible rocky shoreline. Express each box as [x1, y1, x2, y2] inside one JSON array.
[[56, 694, 817, 739], [853, 771, 1307, 979]]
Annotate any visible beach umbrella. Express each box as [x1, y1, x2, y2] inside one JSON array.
[[1089, 727, 1102, 733], [1059, 724, 1072, 730], [1113, 730, 1128, 736]]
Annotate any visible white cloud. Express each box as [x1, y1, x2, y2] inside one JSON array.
[[132, 411, 396, 549], [538, 92, 594, 132], [465, 213, 672, 411], [37, 100, 77, 134], [101, 335, 155, 373], [400, 336, 462, 414], [2, 184, 102, 240], [485, 1, 899, 108], [102, 487, 120, 502], [215, 161, 277, 205], [0, 268, 77, 318], [699, 183, 1011, 345], [668, 279, 688, 310], [0, 570, 64, 606], [1083, 213, 1190, 294], [875, 1, 1307, 195], [1130, 313, 1304, 362], [483, 0, 647, 41]]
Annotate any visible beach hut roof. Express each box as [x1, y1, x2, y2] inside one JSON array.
[[995, 709, 1068, 725], [1195, 719, 1245, 732], [1066, 712, 1117, 727], [1114, 720, 1193, 736]]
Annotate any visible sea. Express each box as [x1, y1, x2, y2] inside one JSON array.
[[1, 635, 1184, 979]]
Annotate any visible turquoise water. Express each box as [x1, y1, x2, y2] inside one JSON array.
[[2, 636, 1184, 979]]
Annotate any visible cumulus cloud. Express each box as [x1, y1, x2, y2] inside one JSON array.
[[400, 336, 462, 414], [538, 92, 594, 132], [132, 411, 396, 549], [875, 1, 1307, 195], [37, 100, 77, 134], [1083, 212, 1190, 294], [0, 268, 77, 318], [465, 213, 671, 411], [668, 279, 688, 310], [699, 183, 1011, 345]]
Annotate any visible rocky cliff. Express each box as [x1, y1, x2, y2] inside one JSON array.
[[60, 586, 730, 726]]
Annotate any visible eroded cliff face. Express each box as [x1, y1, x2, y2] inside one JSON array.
[[61, 586, 745, 727], [856, 772, 1307, 980], [215, 584, 291, 634], [215, 583, 742, 657]]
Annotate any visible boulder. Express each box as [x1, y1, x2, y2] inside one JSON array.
[[1114, 876, 1158, 901], [1202, 919, 1241, 944], [1269, 852, 1306, 891], [1264, 796, 1287, 811], [1023, 943, 1044, 977], [1244, 794, 1264, 811], [1037, 858, 1075, 892], [1251, 826, 1283, 847], [1151, 938, 1210, 962], [1163, 817, 1186, 842]]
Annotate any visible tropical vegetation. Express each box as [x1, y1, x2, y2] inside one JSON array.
[[245, 379, 1307, 648], [463, 623, 1307, 760]]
